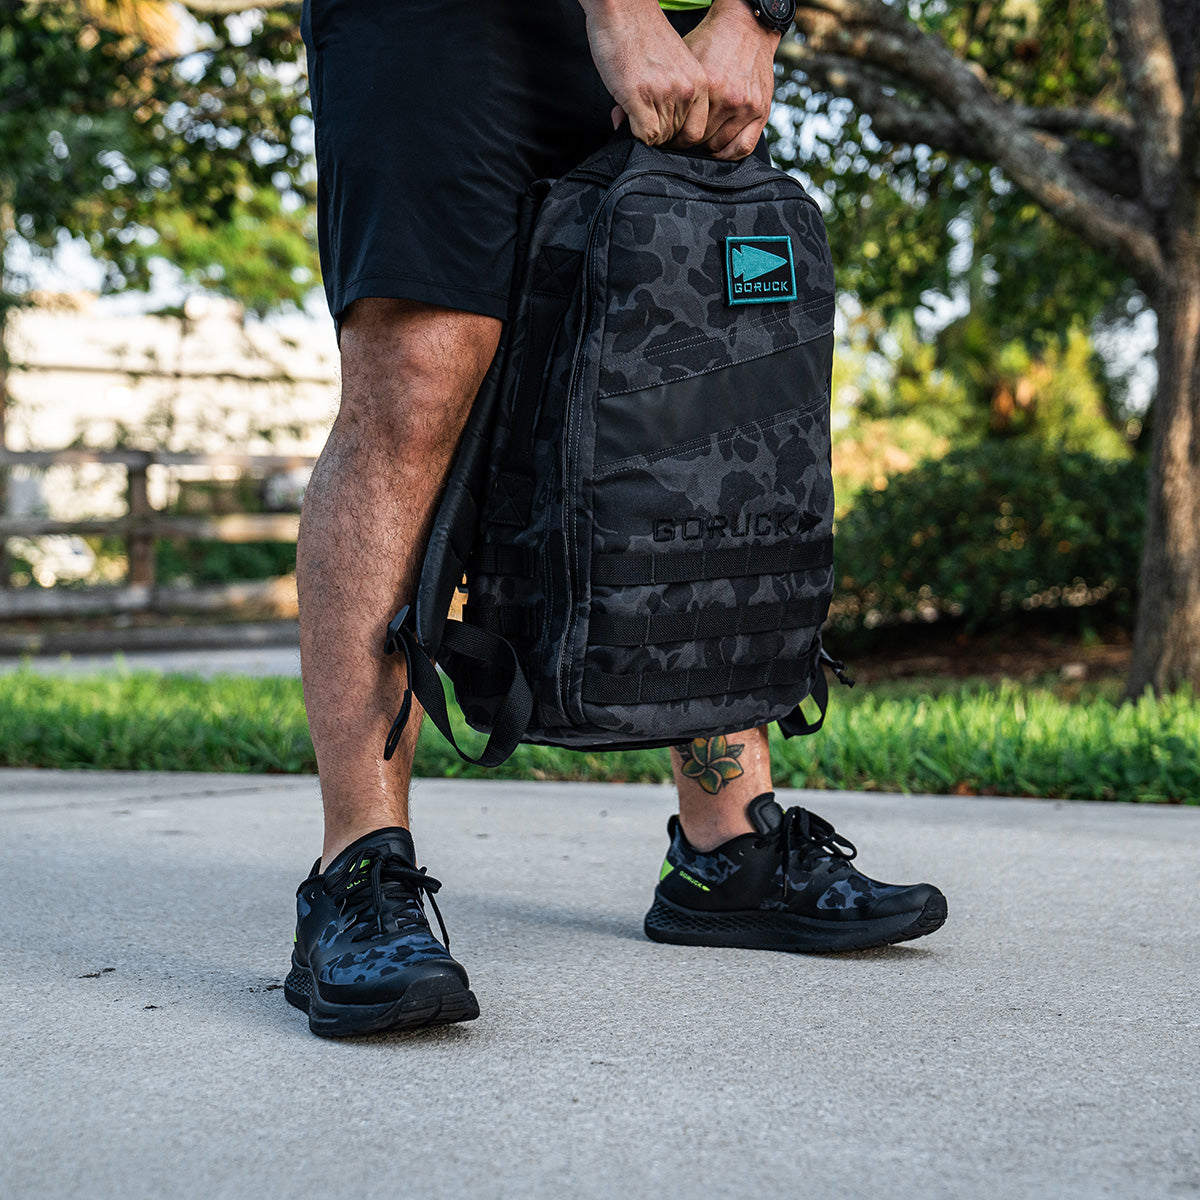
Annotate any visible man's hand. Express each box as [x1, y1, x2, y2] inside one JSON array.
[[678, 0, 781, 160], [579, 0, 709, 148]]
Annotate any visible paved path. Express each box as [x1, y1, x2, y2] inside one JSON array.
[[2, 770, 1198, 1199], [0, 643, 301, 677]]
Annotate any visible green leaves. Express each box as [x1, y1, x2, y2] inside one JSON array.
[[0, 669, 316, 773], [774, 0, 1137, 345], [833, 440, 1145, 635], [1, 2, 316, 313]]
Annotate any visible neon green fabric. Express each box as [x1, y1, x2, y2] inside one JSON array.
[[659, 1, 713, 9]]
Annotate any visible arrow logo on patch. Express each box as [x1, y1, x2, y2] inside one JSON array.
[[724, 235, 797, 305], [732, 244, 789, 282]]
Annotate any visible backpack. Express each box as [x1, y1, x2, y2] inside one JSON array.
[[383, 135, 847, 768]]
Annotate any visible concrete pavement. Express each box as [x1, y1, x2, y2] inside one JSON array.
[[0, 642, 302, 678], [2, 770, 1198, 1200]]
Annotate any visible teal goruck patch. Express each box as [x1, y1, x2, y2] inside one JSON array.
[[725, 235, 797, 305]]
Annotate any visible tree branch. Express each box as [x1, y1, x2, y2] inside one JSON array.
[[1182, 68, 1200, 243], [1103, 0, 1184, 200], [798, 50, 1140, 191], [796, 51, 982, 156], [1158, 0, 1200, 97], [784, 3, 1165, 285], [1007, 105, 1137, 146], [1056, 138, 1142, 198]]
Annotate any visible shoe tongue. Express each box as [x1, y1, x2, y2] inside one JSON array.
[[324, 826, 416, 886], [746, 792, 783, 835]]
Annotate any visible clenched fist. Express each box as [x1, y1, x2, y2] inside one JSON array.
[[579, 0, 781, 161], [580, 0, 710, 147], [680, 0, 781, 160]]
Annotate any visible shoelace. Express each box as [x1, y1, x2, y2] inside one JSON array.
[[757, 806, 858, 900], [332, 852, 451, 950]]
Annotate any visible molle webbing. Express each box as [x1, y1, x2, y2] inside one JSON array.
[[583, 654, 816, 707], [590, 537, 833, 587], [466, 603, 540, 641], [589, 593, 829, 646], [473, 544, 535, 577]]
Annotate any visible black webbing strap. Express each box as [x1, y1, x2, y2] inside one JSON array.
[[589, 594, 829, 647], [467, 603, 540, 641], [473, 544, 535, 578], [591, 537, 833, 587], [502, 278, 577, 484], [583, 655, 813, 707], [534, 245, 584, 298], [383, 614, 531, 768], [489, 471, 536, 529], [777, 647, 855, 739], [580, 133, 639, 185], [776, 665, 829, 737]]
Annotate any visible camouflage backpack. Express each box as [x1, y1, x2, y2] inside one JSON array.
[[383, 136, 847, 767]]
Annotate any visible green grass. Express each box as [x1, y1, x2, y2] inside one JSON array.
[[0, 668, 1196, 803]]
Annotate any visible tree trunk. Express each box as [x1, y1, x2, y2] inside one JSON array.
[[1126, 245, 1200, 695], [0, 227, 9, 589]]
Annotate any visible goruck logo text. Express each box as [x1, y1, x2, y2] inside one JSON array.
[[653, 510, 820, 542], [725, 235, 797, 305]]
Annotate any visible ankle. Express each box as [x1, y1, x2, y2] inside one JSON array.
[[321, 820, 410, 872], [677, 808, 756, 853]]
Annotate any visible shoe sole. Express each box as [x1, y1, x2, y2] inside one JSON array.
[[284, 958, 480, 1038], [643, 889, 947, 953]]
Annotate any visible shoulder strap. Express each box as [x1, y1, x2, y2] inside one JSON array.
[[410, 182, 549, 655], [384, 614, 532, 768]]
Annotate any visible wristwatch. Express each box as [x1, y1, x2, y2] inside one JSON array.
[[742, 0, 796, 34]]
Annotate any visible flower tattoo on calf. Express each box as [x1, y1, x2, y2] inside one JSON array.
[[675, 735, 745, 794]]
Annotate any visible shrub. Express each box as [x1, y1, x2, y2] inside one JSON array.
[[832, 442, 1145, 634], [154, 539, 296, 585]]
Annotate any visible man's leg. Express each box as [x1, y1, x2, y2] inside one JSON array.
[[296, 298, 500, 865], [284, 298, 500, 1037], [672, 726, 769, 850]]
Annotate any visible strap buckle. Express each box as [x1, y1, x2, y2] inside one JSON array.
[[384, 605, 413, 656]]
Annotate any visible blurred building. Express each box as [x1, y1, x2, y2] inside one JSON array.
[[3, 292, 339, 523]]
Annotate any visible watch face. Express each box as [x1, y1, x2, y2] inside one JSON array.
[[761, 0, 795, 21]]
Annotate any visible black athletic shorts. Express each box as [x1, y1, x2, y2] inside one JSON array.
[[301, 0, 701, 326]]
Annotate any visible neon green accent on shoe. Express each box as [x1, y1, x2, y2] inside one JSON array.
[[659, 857, 674, 882], [678, 869, 711, 892]]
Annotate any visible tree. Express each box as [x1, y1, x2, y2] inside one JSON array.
[[778, 0, 1199, 695], [0, 0, 313, 311]]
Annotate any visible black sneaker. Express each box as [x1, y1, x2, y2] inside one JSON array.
[[284, 827, 479, 1037], [644, 794, 947, 952]]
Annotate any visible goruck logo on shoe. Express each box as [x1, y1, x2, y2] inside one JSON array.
[[725, 235, 797, 305]]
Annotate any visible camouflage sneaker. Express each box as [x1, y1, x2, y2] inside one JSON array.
[[644, 794, 947, 952], [284, 827, 479, 1037]]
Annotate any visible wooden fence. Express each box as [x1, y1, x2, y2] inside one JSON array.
[[0, 448, 315, 620]]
